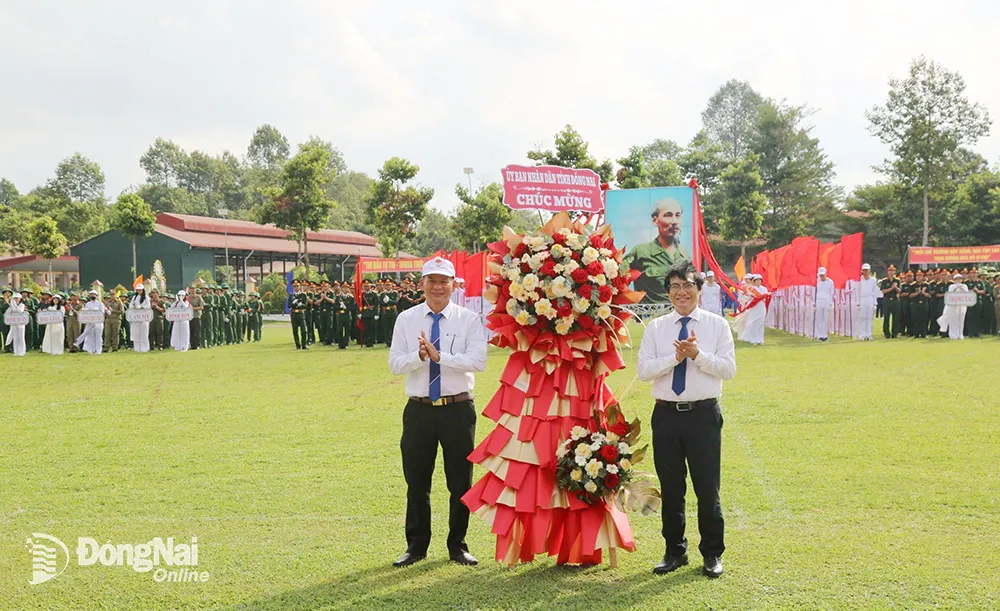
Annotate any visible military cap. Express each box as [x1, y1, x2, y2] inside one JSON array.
[[1, 287, 11, 294], [41, 289, 52, 295], [220, 283, 230, 289], [887, 264, 896, 271]]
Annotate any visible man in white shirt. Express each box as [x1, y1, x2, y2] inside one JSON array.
[[451, 278, 467, 308], [857, 263, 879, 340], [388, 257, 487, 568], [814, 267, 835, 341], [638, 263, 737, 579], [699, 271, 723, 316]]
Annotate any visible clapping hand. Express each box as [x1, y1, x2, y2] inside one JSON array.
[[673, 329, 700, 362], [419, 331, 440, 363]]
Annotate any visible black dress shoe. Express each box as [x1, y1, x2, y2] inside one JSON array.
[[702, 556, 723, 578], [652, 554, 688, 575], [449, 550, 478, 566], [392, 552, 426, 568]]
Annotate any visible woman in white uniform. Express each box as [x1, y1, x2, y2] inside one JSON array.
[[4, 292, 27, 356], [169, 290, 190, 351], [41, 293, 66, 355], [75, 290, 107, 354], [736, 274, 768, 345], [129, 283, 152, 352], [937, 274, 969, 340]]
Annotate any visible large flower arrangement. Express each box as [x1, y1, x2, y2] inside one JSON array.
[[463, 213, 656, 568]]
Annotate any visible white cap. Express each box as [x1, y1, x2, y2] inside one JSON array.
[[456, 277, 465, 283], [706, 271, 715, 277], [11, 293, 21, 300], [134, 281, 144, 290], [177, 290, 187, 296], [422, 257, 456, 278], [818, 267, 827, 275], [88, 289, 99, 296], [954, 273, 962, 279], [861, 263, 871, 270]]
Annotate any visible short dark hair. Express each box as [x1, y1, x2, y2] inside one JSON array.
[[663, 262, 703, 292]]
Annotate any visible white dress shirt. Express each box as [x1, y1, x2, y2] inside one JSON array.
[[637, 307, 737, 402], [858, 276, 879, 301], [388, 301, 488, 398], [815, 278, 835, 304], [700, 282, 722, 313]]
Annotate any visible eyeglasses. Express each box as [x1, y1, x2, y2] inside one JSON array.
[[668, 282, 697, 292]]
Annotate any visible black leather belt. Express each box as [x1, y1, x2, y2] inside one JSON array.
[[655, 398, 718, 412], [410, 393, 473, 406]]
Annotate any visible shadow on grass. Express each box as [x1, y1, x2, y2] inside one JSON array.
[[232, 557, 704, 610]]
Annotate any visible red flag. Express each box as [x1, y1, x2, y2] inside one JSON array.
[[839, 233, 864, 283], [768, 247, 786, 289], [827, 243, 846, 288], [463, 252, 487, 297], [778, 241, 799, 288], [354, 260, 365, 332], [793, 237, 820, 285]]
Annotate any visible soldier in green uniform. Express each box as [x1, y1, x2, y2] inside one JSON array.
[[397, 279, 413, 312], [898, 270, 914, 337], [216, 284, 231, 344], [287, 280, 309, 349], [879, 265, 901, 339], [318, 280, 334, 345], [910, 270, 930, 338], [928, 269, 944, 337], [149, 289, 165, 350], [65, 292, 83, 352], [235, 290, 246, 344], [993, 273, 1000, 335], [247, 292, 263, 342], [360, 280, 379, 347], [104, 292, 124, 352], [0, 287, 11, 352], [981, 271, 996, 336], [380, 280, 399, 347], [334, 282, 356, 349], [965, 268, 985, 338], [201, 285, 214, 348]]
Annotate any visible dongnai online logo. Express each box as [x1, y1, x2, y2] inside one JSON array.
[[26, 533, 208, 584]]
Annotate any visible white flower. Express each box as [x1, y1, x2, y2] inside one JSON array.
[[575, 444, 593, 458], [562, 260, 580, 274], [570, 426, 589, 440], [522, 274, 540, 292], [602, 259, 619, 279], [514, 310, 532, 326], [618, 442, 631, 455], [606, 464, 620, 475], [534, 298, 556, 320], [555, 317, 574, 335], [585, 459, 603, 478], [575, 455, 588, 467], [566, 233, 586, 250], [599, 248, 613, 257], [619, 458, 632, 471], [592, 274, 608, 286], [550, 276, 573, 298], [550, 244, 568, 260], [605, 432, 620, 443], [589, 432, 605, 442], [597, 304, 612, 319], [584, 480, 598, 493], [524, 235, 547, 251], [572, 297, 591, 313], [589, 440, 603, 451], [570, 469, 583, 481], [558, 228, 572, 236], [505, 299, 519, 315], [553, 264, 566, 274], [582, 247, 600, 265]]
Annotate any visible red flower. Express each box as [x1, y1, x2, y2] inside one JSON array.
[[500, 283, 512, 299], [613, 275, 628, 291], [577, 284, 593, 300], [571, 268, 589, 284], [604, 473, 620, 489], [552, 233, 567, 245], [598, 285, 613, 303], [533, 318, 548, 330], [539, 259, 557, 278], [589, 234, 604, 248], [513, 243, 528, 258], [577, 314, 595, 330], [600, 444, 619, 462], [555, 300, 572, 318], [587, 261, 604, 276], [520, 262, 532, 274], [609, 422, 628, 437], [570, 250, 581, 262]]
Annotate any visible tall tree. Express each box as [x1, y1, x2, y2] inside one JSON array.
[[110, 193, 157, 277], [718, 155, 768, 260], [300, 136, 348, 175], [641, 139, 682, 162], [0, 178, 19, 207], [257, 143, 337, 280], [939, 168, 1000, 246], [140, 138, 187, 188], [527, 124, 614, 182], [327, 171, 376, 234], [246, 124, 290, 170], [867, 56, 992, 246], [847, 182, 921, 260], [49, 153, 106, 203], [0, 206, 34, 252], [702, 79, 765, 161], [365, 157, 433, 257], [26, 216, 68, 289], [410, 208, 459, 256], [752, 101, 841, 247], [453, 182, 512, 252], [676, 131, 728, 232], [615, 147, 649, 189]]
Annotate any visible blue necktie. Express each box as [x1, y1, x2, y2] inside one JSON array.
[[671, 317, 691, 397], [428, 312, 443, 401]]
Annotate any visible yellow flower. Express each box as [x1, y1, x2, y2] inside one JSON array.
[[573, 297, 591, 313], [570, 469, 583, 482], [619, 458, 632, 471], [592, 274, 607, 286], [550, 276, 573, 298], [505, 299, 519, 315], [584, 480, 598, 493], [534, 298, 555, 319], [597, 304, 612, 319], [582, 246, 600, 265], [605, 432, 620, 443], [574, 443, 593, 458], [555, 317, 574, 335], [522, 274, 540, 291], [515, 310, 532, 326], [585, 458, 603, 478]]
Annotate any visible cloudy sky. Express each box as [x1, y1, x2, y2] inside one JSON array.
[[2, 0, 999, 213]]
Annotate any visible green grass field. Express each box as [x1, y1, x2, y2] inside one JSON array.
[[2, 322, 999, 610]]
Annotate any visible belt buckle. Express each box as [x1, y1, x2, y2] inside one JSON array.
[[432, 397, 447, 406], [675, 402, 694, 412]]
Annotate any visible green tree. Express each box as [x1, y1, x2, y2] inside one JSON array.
[[641, 139, 682, 162], [195, 269, 215, 284], [246, 124, 290, 170], [328, 171, 376, 234], [257, 144, 337, 280], [26, 216, 68, 289], [718, 155, 768, 260], [453, 182, 512, 252], [49, 153, 106, 203], [365, 157, 433, 257], [702, 79, 765, 161], [411, 207, 459, 256], [867, 56, 992, 246], [56, 200, 109, 245], [847, 182, 921, 260], [0, 178, 19, 207], [527, 124, 614, 182], [0, 205, 34, 251], [676, 131, 728, 232], [615, 147, 649, 189], [939, 168, 1000, 246], [140, 138, 188, 188], [110, 193, 157, 277]]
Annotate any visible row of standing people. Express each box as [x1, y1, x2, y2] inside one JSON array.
[[877, 266, 999, 339]]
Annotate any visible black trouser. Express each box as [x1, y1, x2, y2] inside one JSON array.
[[652, 399, 725, 559], [362, 316, 376, 347], [400, 399, 476, 555], [929, 299, 943, 335], [910, 303, 928, 337], [882, 300, 900, 338], [290, 312, 307, 348], [190, 318, 202, 349]]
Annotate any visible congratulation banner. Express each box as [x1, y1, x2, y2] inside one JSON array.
[[501, 164, 604, 213], [908, 244, 1000, 264], [357, 257, 428, 274]]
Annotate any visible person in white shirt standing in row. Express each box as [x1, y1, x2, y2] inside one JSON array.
[[856, 263, 879, 340], [638, 262, 737, 579], [388, 257, 487, 568], [699, 271, 723, 316], [814, 267, 835, 341]]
